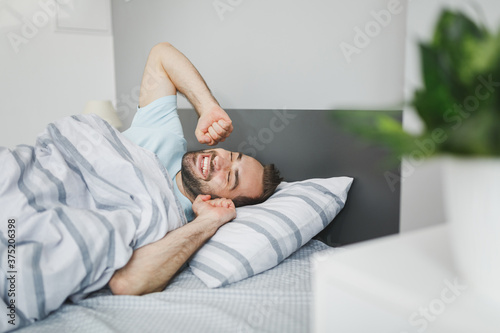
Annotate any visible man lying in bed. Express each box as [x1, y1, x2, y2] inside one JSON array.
[[108, 42, 282, 296], [0, 42, 282, 332]]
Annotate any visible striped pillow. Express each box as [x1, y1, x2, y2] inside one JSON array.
[[188, 176, 353, 288]]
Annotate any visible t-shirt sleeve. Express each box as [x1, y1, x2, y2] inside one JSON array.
[[129, 95, 183, 137], [122, 95, 187, 179]]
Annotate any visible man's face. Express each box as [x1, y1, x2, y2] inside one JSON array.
[[181, 148, 264, 201]]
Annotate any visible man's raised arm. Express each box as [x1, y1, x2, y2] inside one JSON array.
[[139, 42, 233, 145]]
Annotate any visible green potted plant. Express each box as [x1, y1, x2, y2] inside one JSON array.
[[333, 9, 500, 301]]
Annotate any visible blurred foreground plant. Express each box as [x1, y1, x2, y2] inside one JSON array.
[[332, 10, 500, 159]]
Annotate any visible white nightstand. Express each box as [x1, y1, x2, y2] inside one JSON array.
[[313, 224, 500, 333]]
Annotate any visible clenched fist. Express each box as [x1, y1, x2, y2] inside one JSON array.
[[195, 105, 233, 146], [192, 194, 236, 227]]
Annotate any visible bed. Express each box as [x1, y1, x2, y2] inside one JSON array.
[[18, 240, 334, 333], [3, 109, 400, 332]]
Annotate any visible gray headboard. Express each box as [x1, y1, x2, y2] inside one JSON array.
[[178, 109, 401, 246]]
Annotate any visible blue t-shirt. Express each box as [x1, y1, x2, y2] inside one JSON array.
[[122, 95, 195, 221]]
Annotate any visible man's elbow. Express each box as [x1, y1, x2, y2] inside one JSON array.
[[109, 274, 139, 296], [150, 42, 173, 55]]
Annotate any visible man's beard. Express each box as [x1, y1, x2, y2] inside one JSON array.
[[181, 150, 213, 199]]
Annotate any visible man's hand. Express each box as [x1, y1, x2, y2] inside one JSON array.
[[109, 194, 236, 296], [192, 194, 236, 227], [195, 106, 233, 146]]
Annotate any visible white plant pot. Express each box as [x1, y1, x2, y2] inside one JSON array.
[[442, 156, 500, 302]]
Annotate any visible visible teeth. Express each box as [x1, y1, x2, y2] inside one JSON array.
[[202, 156, 209, 176]]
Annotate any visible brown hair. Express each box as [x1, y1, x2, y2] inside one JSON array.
[[231, 164, 283, 207]]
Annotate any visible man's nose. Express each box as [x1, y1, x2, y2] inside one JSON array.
[[213, 155, 229, 172]]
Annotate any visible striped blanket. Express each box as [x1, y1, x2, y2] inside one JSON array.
[[0, 115, 186, 332]]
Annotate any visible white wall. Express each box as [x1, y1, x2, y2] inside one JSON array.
[[1, 0, 495, 234], [111, 0, 407, 128], [0, 0, 116, 148], [400, 0, 500, 232], [8, 0, 496, 234]]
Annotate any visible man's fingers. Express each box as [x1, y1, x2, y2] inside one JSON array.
[[195, 106, 233, 146], [204, 134, 215, 145], [206, 121, 231, 143], [211, 122, 226, 136], [213, 122, 232, 139], [195, 194, 211, 203], [197, 124, 231, 146], [219, 120, 233, 135], [218, 119, 232, 131], [216, 198, 234, 209], [207, 198, 235, 208], [208, 126, 222, 142], [225, 199, 235, 209], [195, 129, 212, 144], [208, 198, 223, 207], [192, 194, 212, 215]]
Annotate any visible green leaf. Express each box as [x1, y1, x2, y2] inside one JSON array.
[[432, 10, 489, 85], [441, 111, 500, 156], [330, 10, 500, 159], [329, 111, 415, 159], [468, 32, 500, 77]]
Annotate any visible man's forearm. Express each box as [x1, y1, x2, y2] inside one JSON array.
[[152, 42, 219, 115], [139, 42, 233, 145], [109, 216, 219, 296]]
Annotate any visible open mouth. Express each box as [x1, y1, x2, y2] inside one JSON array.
[[197, 153, 212, 179]]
